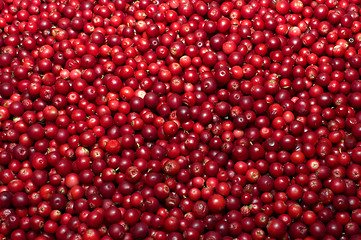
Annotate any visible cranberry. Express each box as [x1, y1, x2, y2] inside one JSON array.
[[0, 0, 360, 239]]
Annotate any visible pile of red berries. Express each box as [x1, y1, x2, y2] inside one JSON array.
[[1, 0, 361, 239]]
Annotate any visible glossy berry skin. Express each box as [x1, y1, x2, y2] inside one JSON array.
[[1, 0, 361, 239]]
